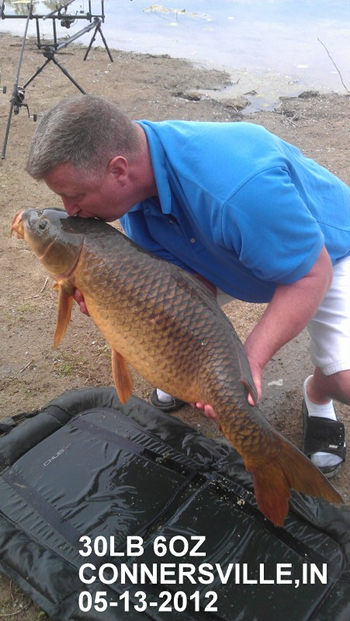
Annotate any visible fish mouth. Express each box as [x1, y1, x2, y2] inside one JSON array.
[[10, 211, 25, 238]]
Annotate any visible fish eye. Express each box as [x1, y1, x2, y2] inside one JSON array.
[[38, 219, 48, 230]]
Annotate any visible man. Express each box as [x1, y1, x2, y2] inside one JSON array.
[[26, 94, 349, 477]]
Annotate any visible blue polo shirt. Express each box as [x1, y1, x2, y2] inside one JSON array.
[[120, 121, 350, 303]]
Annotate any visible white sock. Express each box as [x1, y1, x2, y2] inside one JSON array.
[[303, 375, 336, 420], [303, 376, 342, 468], [156, 388, 174, 403]]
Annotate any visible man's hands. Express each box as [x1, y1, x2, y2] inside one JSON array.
[[192, 353, 260, 418], [73, 289, 89, 316]]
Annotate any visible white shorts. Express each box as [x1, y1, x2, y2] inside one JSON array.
[[307, 255, 350, 375], [217, 255, 350, 376]]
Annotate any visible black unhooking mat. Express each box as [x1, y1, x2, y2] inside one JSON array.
[[0, 387, 349, 621]]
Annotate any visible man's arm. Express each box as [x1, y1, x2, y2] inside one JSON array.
[[244, 246, 333, 403]]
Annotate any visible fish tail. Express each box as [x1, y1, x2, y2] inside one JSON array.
[[246, 435, 343, 527]]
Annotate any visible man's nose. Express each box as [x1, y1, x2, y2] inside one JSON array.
[[62, 197, 79, 216]]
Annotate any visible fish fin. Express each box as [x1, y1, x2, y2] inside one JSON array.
[[246, 435, 343, 527], [232, 334, 258, 405], [111, 348, 133, 404], [240, 376, 258, 406], [53, 286, 74, 347]]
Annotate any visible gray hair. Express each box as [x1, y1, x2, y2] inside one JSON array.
[[26, 95, 140, 179]]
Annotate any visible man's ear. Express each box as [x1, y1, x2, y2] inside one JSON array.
[[107, 156, 128, 184]]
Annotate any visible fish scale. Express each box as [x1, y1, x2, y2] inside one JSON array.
[[77, 240, 221, 400], [11, 207, 343, 526]]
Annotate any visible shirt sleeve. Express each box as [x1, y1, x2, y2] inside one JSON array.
[[220, 165, 325, 284]]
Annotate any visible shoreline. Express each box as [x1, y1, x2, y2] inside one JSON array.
[[0, 27, 346, 115]]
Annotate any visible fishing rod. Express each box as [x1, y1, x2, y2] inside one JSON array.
[[1, 0, 35, 159]]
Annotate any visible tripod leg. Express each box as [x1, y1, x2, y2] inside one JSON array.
[[22, 58, 52, 89], [97, 25, 114, 63], [50, 56, 86, 94], [84, 24, 114, 63], [1, 101, 14, 159], [83, 27, 98, 61]]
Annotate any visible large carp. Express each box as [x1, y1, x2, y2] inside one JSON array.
[[11, 208, 342, 526]]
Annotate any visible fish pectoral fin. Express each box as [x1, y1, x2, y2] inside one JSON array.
[[53, 285, 74, 347], [111, 348, 133, 404]]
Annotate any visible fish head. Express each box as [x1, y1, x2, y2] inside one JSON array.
[[11, 208, 84, 279]]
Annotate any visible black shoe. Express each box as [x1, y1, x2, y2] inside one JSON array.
[[302, 398, 346, 478], [150, 389, 186, 412]]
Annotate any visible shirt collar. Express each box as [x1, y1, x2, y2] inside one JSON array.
[[135, 120, 173, 215]]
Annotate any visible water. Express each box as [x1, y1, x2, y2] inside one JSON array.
[[1, 0, 350, 109]]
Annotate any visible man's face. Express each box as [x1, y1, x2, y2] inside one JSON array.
[[43, 162, 129, 222]]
